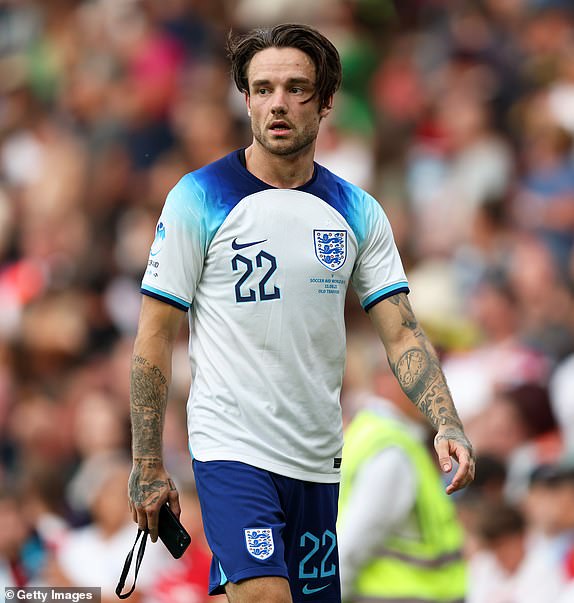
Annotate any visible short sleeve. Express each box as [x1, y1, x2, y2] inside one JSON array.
[[141, 174, 208, 311], [350, 193, 409, 311]]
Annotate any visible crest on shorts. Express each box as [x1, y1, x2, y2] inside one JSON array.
[[244, 528, 274, 560], [314, 230, 347, 271]]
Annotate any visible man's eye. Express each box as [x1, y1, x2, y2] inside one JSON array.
[[258, 88, 269, 95], [290, 87, 303, 94]]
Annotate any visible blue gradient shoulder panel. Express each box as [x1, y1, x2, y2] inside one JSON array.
[[155, 151, 401, 268], [304, 165, 380, 247], [167, 153, 270, 249], [167, 152, 385, 250]]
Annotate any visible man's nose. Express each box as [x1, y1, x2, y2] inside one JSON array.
[[271, 89, 288, 114]]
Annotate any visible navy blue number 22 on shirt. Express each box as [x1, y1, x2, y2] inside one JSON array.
[[232, 250, 281, 303]]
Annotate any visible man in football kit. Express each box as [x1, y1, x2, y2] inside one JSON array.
[[128, 24, 475, 603]]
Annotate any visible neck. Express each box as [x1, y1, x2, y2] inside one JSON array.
[[245, 141, 316, 188]]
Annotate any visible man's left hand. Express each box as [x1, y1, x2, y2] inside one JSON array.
[[434, 427, 475, 495]]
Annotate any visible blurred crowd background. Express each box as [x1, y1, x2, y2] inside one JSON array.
[[0, 0, 573, 601]]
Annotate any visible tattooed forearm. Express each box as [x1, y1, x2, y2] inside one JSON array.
[[392, 348, 456, 429], [387, 295, 463, 431], [130, 354, 169, 460]]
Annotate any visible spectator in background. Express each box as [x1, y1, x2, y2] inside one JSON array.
[[0, 489, 47, 587], [406, 88, 513, 258], [522, 461, 574, 575], [468, 383, 560, 502], [6, 387, 75, 473], [506, 235, 574, 362], [19, 464, 70, 554], [467, 500, 566, 603], [442, 270, 550, 424], [455, 454, 508, 558], [66, 390, 129, 517], [520, 459, 574, 602], [339, 338, 466, 603]]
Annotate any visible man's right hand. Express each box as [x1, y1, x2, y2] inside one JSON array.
[[128, 459, 181, 542]]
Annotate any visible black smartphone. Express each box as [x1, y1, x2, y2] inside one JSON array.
[[158, 503, 191, 559]]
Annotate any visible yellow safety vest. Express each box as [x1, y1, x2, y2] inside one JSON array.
[[339, 410, 467, 603]]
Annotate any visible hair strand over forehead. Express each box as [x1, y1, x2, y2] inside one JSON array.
[[227, 23, 342, 109]]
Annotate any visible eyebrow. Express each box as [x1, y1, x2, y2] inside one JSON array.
[[250, 77, 314, 88]]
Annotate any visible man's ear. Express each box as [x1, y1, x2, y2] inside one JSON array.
[[319, 95, 334, 119], [245, 91, 251, 117]]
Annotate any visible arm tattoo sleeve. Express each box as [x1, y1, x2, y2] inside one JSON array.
[[130, 354, 169, 462], [386, 294, 463, 432]]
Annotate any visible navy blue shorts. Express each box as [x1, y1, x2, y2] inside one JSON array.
[[193, 460, 341, 602]]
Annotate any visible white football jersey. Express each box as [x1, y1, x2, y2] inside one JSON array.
[[142, 150, 409, 482]]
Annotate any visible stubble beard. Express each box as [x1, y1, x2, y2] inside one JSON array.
[[252, 122, 319, 157]]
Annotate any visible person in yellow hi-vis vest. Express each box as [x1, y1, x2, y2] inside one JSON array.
[[338, 351, 467, 603]]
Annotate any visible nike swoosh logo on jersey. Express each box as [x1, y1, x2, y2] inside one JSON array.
[[232, 237, 267, 250], [302, 583, 329, 595]]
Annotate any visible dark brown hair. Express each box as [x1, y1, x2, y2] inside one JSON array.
[[227, 23, 342, 109]]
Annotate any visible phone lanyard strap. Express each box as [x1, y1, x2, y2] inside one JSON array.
[[116, 528, 148, 599]]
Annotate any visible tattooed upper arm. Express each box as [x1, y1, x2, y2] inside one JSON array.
[[384, 292, 418, 331], [368, 292, 422, 346]]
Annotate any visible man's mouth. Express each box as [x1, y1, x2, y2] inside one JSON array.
[[269, 121, 292, 134]]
